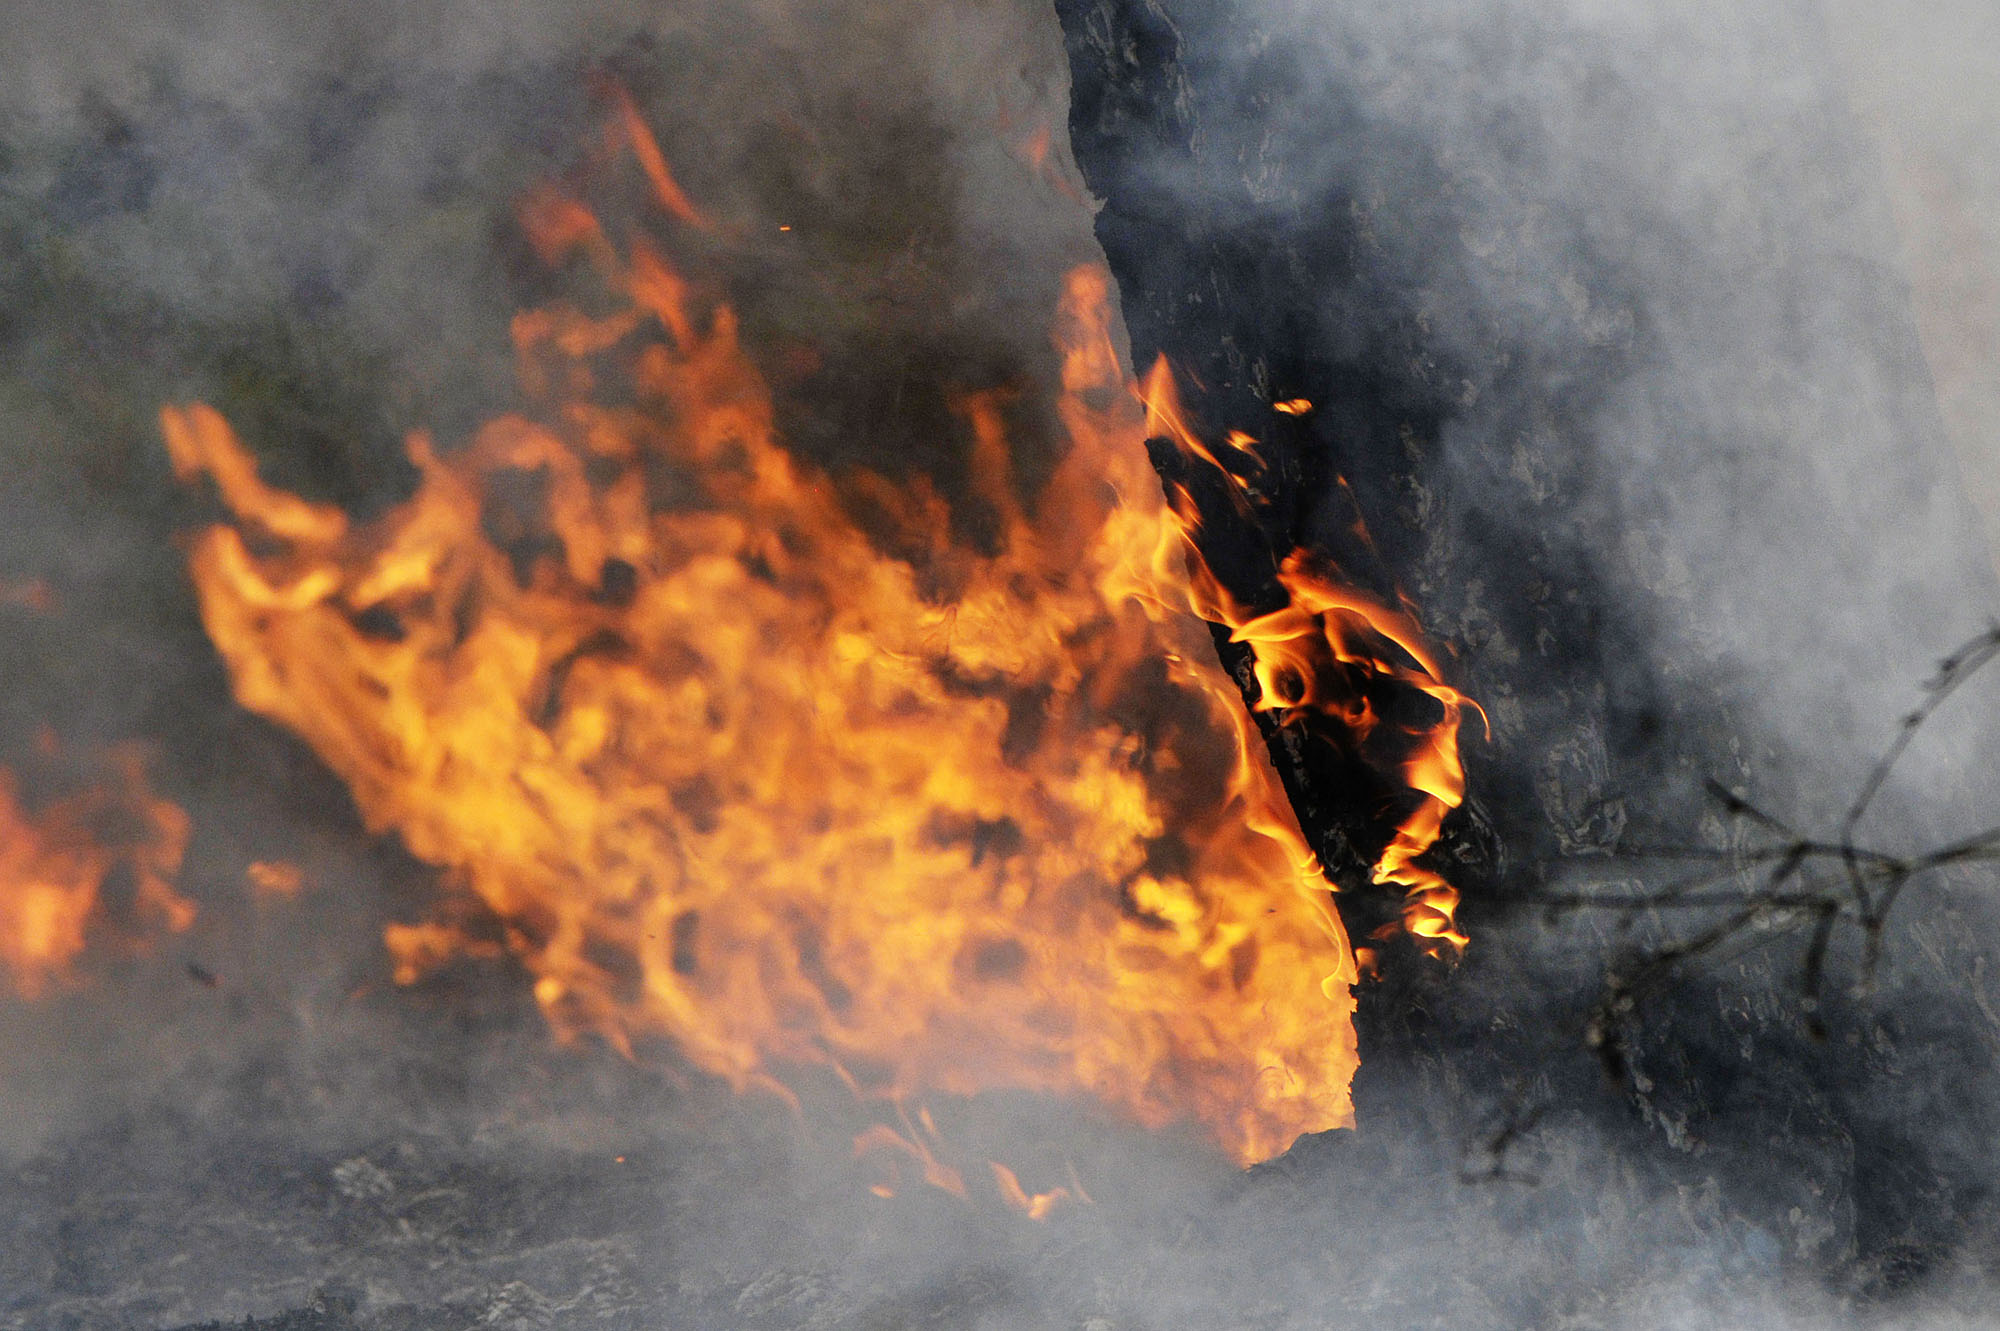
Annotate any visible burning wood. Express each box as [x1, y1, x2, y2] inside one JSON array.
[[1138, 360, 1479, 959]]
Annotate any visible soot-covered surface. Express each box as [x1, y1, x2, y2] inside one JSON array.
[[3, 1, 2000, 1328], [1060, 0, 2000, 1304]]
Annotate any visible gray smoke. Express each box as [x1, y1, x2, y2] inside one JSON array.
[[1, 0, 1998, 1328]]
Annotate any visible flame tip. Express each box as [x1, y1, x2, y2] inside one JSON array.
[[147, 100, 1479, 1175]]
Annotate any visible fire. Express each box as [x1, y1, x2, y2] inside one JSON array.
[[160, 101, 1470, 1165], [0, 739, 194, 998], [1138, 364, 1477, 952], [990, 1159, 1086, 1220]]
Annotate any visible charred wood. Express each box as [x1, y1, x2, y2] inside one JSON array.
[[1056, 0, 2000, 1285]]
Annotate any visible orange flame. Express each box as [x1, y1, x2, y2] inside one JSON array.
[[1140, 362, 1479, 953], [602, 81, 714, 233], [161, 107, 1470, 1165], [0, 744, 193, 997], [853, 1108, 968, 1201], [990, 1159, 1082, 1220]]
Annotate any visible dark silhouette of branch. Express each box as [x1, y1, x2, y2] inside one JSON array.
[[1457, 1099, 1547, 1187], [1539, 624, 2000, 1096]]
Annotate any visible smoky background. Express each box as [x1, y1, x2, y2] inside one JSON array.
[[1054, 0, 2000, 1323], [0, 0, 1998, 1327]]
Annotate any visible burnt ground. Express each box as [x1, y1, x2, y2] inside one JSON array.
[[8, 957, 1962, 1331]]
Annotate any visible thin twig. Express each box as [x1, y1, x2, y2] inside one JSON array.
[[1553, 625, 2000, 1100]]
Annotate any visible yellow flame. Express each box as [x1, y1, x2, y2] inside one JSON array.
[[161, 104, 1472, 1165], [0, 745, 193, 997]]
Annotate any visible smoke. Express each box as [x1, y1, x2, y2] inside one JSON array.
[[2, 0, 1999, 1327], [1108, 0, 1997, 807], [1825, 0, 2000, 560], [1056, 0, 2000, 1322]]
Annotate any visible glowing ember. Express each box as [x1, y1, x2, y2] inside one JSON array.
[[161, 102, 1470, 1164], [245, 860, 305, 898], [0, 740, 193, 998], [0, 579, 55, 613]]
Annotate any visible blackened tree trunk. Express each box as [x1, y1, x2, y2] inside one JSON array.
[[1056, 0, 2000, 1282], [1055, 0, 1677, 1085]]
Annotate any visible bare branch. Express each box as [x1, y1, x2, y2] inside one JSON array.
[[1541, 625, 2000, 1104]]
